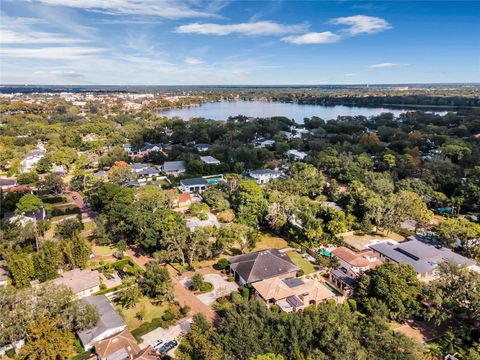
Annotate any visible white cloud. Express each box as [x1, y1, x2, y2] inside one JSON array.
[[31, 0, 219, 19], [185, 57, 204, 65], [369, 62, 409, 68], [344, 73, 359, 76], [0, 15, 86, 44], [330, 15, 391, 35], [0, 47, 106, 59], [34, 69, 85, 79], [281, 31, 341, 44], [175, 21, 308, 36]]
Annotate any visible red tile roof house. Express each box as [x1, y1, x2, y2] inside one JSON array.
[[329, 247, 382, 294], [178, 193, 192, 208], [228, 249, 299, 285], [331, 247, 383, 278]]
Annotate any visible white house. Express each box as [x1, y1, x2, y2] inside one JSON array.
[[285, 149, 308, 161], [194, 143, 210, 152], [246, 169, 282, 185], [163, 161, 186, 177], [255, 139, 275, 148], [200, 156, 221, 165], [20, 148, 45, 172]]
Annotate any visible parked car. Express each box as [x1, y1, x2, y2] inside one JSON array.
[[159, 340, 178, 354], [117, 270, 127, 279], [152, 339, 164, 349], [106, 274, 116, 280]]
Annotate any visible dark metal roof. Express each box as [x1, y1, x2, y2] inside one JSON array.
[[180, 177, 208, 186]]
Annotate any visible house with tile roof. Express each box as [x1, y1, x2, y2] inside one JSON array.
[[229, 249, 299, 285], [331, 247, 383, 278], [252, 276, 337, 312], [93, 329, 140, 360]]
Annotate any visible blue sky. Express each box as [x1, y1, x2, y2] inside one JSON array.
[[1, 0, 479, 85]]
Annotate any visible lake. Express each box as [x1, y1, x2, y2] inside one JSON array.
[[159, 100, 439, 123]]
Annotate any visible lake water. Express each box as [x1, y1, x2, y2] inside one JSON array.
[[159, 100, 434, 123]]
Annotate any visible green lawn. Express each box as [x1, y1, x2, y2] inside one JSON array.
[[287, 250, 315, 274], [92, 244, 115, 256], [254, 232, 289, 251], [116, 297, 168, 330], [82, 221, 96, 232]]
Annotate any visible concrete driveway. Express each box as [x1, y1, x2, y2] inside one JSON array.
[[196, 273, 238, 305], [140, 318, 192, 356]]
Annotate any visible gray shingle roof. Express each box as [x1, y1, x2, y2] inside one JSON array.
[[229, 249, 299, 283], [163, 161, 186, 173], [249, 169, 281, 176], [78, 295, 126, 347]]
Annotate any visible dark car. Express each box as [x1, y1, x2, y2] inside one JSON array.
[[159, 340, 178, 354]]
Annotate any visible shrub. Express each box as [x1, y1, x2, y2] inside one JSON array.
[[231, 292, 243, 304], [191, 273, 204, 291], [296, 269, 305, 277], [162, 311, 174, 322], [228, 274, 235, 282], [217, 209, 234, 223], [180, 305, 191, 317], [347, 299, 357, 312], [216, 258, 229, 270], [241, 287, 249, 299]]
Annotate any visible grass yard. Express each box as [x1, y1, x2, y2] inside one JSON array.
[[91, 244, 115, 256], [287, 250, 315, 274], [116, 297, 168, 330], [82, 221, 96, 232], [254, 232, 289, 251], [342, 231, 405, 250]]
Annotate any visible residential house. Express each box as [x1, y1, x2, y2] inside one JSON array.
[[285, 149, 308, 161], [331, 247, 383, 278], [245, 169, 282, 185], [137, 166, 160, 182], [179, 177, 208, 193], [163, 161, 186, 177], [129, 143, 163, 160], [179, 175, 225, 193], [368, 238, 478, 281], [0, 178, 17, 190], [78, 295, 127, 350], [20, 148, 45, 172], [200, 156, 221, 165], [330, 269, 358, 294], [93, 329, 140, 360], [6, 207, 46, 226], [52, 269, 100, 298], [252, 276, 337, 313], [130, 163, 150, 173], [194, 143, 210, 152], [93, 170, 108, 178], [177, 193, 193, 208], [255, 139, 275, 148], [0, 263, 9, 287], [229, 249, 299, 285]]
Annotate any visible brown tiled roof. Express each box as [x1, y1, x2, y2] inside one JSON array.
[[133, 346, 161, 360], [94, 329, 140, 360], [332, 247, 381, 269]]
